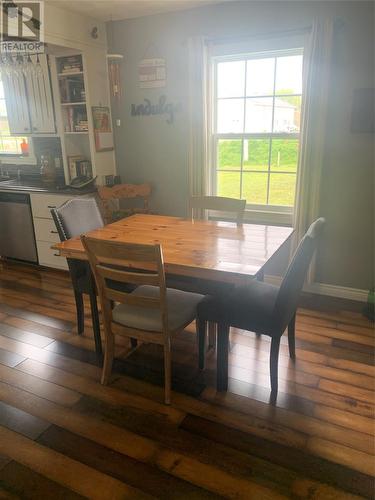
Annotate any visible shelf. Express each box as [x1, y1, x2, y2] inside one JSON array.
[[61, 102, 86, 106], [58, 71, 84, 77], [64, 131, 88, 135]]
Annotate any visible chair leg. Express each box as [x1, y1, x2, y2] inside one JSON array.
[[217, 323, 230, 391], [270, 336, 281, 396], [130, 338, 138, 348], [164, 339, 172, 405], [288, 313, 296, 359], [74, 290, 84, 335], [89, 291, 102, 356], [197, 317, 206, 370], [208, 321, 217, 350], [101, 327, 115, 385]]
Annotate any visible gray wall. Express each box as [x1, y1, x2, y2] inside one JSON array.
[[109, 1, 374, 290]]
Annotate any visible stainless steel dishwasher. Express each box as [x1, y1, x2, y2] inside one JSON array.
[[0, 191, 38, 263]]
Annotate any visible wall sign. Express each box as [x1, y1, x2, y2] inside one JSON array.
[[138, 58, 166, 88], [131, 95, 181, 124], [92, 106, 114, 152]]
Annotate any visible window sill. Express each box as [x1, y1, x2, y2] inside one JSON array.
[[0, 155, 37, 165], [243, 209, 293, 226]]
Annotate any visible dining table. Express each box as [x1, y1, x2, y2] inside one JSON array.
[[53, 214, 294, 384]]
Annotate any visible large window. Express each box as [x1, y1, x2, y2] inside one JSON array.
[[211, 49, 303, 212], [0, 76, 28, 156]]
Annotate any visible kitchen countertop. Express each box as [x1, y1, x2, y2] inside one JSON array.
[[0, 179, 97, 195]]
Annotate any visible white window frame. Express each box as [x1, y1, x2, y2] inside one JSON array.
[[209, 47, 303, 224]]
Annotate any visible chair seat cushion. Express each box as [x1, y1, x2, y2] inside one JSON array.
[[112, 285, 204, 332], [198, 279, 279, 335]]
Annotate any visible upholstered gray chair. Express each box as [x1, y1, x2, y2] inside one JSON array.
[[197, 218, 326, 398], [51, 198, 105, 354]]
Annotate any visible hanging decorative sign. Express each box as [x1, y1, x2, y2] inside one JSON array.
[[138, 58, 166, 88], [131, 95, 181, 124]]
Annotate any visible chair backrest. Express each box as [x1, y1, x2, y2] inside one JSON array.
[[273, 218, 326, 332], [51, 197, 104, 241], [81, 236, 168, 333], [97, 183, 152, 223], [189, 196, 246, 224]]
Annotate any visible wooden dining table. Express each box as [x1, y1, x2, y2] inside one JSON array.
[[53, 214, 294, 384], [53, 214, 294, 285]]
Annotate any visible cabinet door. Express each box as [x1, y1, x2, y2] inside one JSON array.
[[2, 71, 31, 134], [25, 54, 56, 134]]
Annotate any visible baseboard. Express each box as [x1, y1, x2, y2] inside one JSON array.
[[265, 275, 368, 303]]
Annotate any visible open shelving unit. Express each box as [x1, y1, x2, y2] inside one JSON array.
[[54, 53, 92, 181]]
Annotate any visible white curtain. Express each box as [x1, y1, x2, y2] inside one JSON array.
[[293, 18, 334, 283], [187, 36, 209, 208]]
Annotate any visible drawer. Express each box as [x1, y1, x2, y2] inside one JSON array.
[[34, 217, 60, 243], [36, 240, 68, 270], [30, 193, 74, 219]]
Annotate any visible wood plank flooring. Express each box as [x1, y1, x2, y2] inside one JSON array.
[[0, 261, 374, 499]]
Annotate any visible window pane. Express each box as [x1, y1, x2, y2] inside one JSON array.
[[217, 98, 244, 133], [218, 139, 242, 170], [0, 99, 7, 117], [246, 58, 275, 96], [275, 55, 303, 95], [242, 172, 268, 204], [217, 171, 241, 198], [245, 97, 273, 133], [273, 95, 301, 133], [217, 61, 245, 98], [271, 139, 299, 172], [0, 117, 10, 135], [243, 138, 270, 171], [269, 173, 296, 206]]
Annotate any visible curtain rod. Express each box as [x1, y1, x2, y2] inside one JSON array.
[[205, 26, 312, 45]]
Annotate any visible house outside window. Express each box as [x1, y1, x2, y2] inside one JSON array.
[[211, 48, 303, 219]]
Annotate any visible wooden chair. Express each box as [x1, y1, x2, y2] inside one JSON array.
[[189, 195, 246, 224], [197, 218, 326, 399], [81, 237, 204, 404], [97, 183, 152, 223]]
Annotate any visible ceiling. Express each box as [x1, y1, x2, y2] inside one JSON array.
[[45, 0, 228, 22]]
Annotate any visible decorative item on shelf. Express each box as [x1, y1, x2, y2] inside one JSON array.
[[40, 154, 57, 185], [20, 139, 29, 156], [92, 106, 114, 151], [131, 95, 181, 124], [58, 55, 83, 74], [67, 155, 92, 180]]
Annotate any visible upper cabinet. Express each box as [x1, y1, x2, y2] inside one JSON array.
[[2, 54, 56, 135]]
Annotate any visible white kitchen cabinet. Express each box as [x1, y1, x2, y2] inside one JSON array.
[[2, 70, 31, 134], [2, 54, 56, 135], [25, 55, 56, 134], [30, 192, 74, 270], [30, 192, 93, 271]]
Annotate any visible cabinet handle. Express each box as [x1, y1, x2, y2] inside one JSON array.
[[53, 253, 60, 257], [48, 205, 56, 209], [50, 230, 58, 234], [24, 127, 29, 131], [33, 126, 38, 131]]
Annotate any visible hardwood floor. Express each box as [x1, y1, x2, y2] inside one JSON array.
[[0, 261, 374, 499]]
